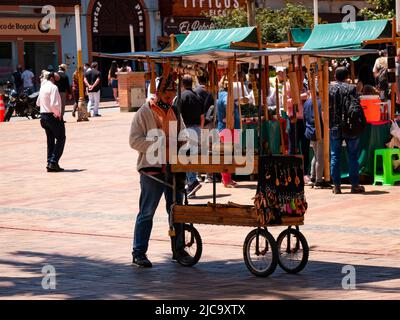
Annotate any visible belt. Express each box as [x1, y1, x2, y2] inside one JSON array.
[[41, 113, 54, 115]]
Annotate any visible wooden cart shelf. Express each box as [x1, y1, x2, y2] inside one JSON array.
[[172, 204, 304, 227], [170, 155, 259, 174]]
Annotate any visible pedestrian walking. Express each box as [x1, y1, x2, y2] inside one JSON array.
[[56, 64, 72, 118], [217, 77, 240, 188], [37, 72, 66, 173], [12, 65, 23, 94], [84, 62, 102, 117], [303, 92, 331, 189], [108, 61, 119, 103], [21, 66, 35, 94], [329, 67, 365, 194]]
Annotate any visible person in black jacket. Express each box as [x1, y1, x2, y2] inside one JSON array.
[[56, 64, 72, 119], [180, 75, 205, 198], [329, 67, 365, 195]]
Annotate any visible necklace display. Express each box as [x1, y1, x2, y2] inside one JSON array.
[[254, 156, 308, 225]]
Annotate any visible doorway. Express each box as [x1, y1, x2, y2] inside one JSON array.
[[24, 42, 58, 89]]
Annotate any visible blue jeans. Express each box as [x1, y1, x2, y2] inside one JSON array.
[[330, 128, 360, 186], [133, 173, 184, 257], [186, 126, 201, 185], [40, 114, 66, 164]]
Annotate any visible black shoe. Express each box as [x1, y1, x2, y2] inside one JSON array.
[[314, 181, 333, 189], [351, 185, 365, 194], [172, 250, 192, 264], [47, 163, 64, 172], [186, 180, 202, 198], [333, 185, 342, 194], [72, 109, 76, 118], [132, 254, 152, 268]]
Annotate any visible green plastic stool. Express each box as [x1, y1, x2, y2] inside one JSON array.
[[374, 149, 400, 186]]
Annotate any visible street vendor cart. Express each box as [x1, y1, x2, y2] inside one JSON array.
[[98, 24, 382, 277]]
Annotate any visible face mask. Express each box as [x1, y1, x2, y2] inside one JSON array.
[[156, 99, 171, 111]]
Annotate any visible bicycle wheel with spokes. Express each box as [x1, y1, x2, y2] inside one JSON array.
[[243, 228, 278, 277], [277, 228, 309, 274], [176, 224, 203, 267]]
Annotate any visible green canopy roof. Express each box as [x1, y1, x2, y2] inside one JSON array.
[[303, 19, 391, 50], [173, 27, 257, 55], [290, 28, 312, 43]]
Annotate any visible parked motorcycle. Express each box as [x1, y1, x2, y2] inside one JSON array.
[[4, 88, 40, 122]]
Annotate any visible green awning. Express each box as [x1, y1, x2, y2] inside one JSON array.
[[290, 28, 312, 43], [303, 19, 391, 50], [173, 27, 257, 55]]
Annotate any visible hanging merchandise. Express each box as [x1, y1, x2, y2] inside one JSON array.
[[254, 156, 308, 225]]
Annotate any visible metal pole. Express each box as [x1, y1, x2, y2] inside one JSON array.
[[397, 0, 400, 34], [74, 5, 88, 121], [313, 0, 319, 26], [129, 24, 135, 53]]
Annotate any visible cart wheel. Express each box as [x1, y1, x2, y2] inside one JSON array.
[[277, 228, 309, 274], [176, 224, 202, 267], [243, 229, 278, 277]]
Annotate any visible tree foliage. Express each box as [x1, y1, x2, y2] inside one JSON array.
[[359, 0, 395, 20], [209, 3, 314, 43]]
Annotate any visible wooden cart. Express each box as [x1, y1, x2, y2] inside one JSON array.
[[170, 156, 309, 277]]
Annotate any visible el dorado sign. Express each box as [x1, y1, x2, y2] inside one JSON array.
[[172, 0, 247, 17]]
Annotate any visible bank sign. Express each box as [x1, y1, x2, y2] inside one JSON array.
[[0, 18, 60, 36], [173, 0, 247, 17]]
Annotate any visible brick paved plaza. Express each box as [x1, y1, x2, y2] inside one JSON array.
[[0, 107, 399, 300]]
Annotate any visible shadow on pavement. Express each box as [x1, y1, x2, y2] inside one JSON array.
[[191, 194, 231, 200], [61, 169, 87, 173], [360, 190, 390, 196], [0, 251, 399, 299]]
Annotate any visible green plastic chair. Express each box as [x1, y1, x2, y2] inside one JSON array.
[[374, 149, 400, 186]]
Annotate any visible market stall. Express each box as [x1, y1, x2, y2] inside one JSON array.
[[97, 22, 387, 276]]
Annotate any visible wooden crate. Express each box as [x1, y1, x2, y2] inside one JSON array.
[[172, 204, 304, 227]]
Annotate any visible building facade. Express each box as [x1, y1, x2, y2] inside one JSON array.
[[0, 0, 162, 90], [0, 1, 370, 88], [159, 0, 371, 38]]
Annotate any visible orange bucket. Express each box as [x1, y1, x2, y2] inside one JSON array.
[[360, 95, 381, 122]]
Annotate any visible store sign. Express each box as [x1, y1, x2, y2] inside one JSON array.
[[0, 18, 60, 36], [92, 0, 145, 34], [164, 17, 215, 35], [172, 0, 247, 17]]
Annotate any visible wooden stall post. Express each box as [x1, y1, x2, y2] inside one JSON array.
[[262, 57, 269, 120], [236, 61, 243, 130], [226, 58, 235, 130], [170, 34, 175, 52], [147, 58, 156, 95], [276, 77, 285, 154], [283, 69, 288, 113], [213, 61, 219, 127], [350, 60, 356, 84], [323, 61, 331, 182], [304, 56, 322, 142], [391, 18, 397, 120]]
